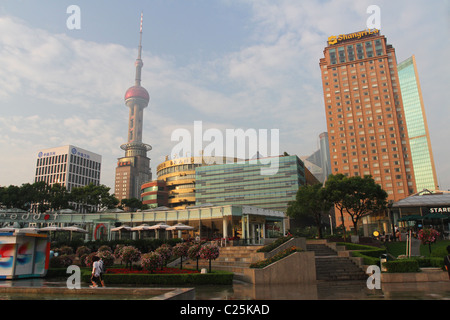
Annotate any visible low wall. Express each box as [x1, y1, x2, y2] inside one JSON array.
[[381, 268, 449, 283], [242, 251, 316, 285], [250, 237, 307, 263]]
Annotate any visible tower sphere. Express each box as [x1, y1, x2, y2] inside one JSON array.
[[125, 85, 150, 102]]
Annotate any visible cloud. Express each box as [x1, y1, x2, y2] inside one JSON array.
[[0, 1, 449, 192]]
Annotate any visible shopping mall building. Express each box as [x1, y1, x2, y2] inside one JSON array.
[[0, 204, 286, 244]]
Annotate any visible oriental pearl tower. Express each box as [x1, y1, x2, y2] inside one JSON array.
[[115, 13, 152, 201]]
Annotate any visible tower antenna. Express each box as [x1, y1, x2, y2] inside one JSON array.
[[138, 11, 143, 60]]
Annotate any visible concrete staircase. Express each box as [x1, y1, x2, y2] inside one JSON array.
[[185, 245, 263, 278], [185, 241, 367, 283], [306, 242, 367, 281]]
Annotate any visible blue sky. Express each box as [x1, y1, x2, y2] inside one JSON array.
[[0, 0, 449, 193]]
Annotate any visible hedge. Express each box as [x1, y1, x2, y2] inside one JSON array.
[[413, 257, 446, 269], [382, 259, 420, 273], [337, 242, 386, 266], [250, 246, 300, 268], [256, 236, 293, 253], [80, 269, 233, 285]]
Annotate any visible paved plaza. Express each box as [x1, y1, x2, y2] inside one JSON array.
[[0, 277, 449, 300]]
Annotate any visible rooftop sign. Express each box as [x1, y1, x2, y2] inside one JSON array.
[[328, 29, 379, 46]]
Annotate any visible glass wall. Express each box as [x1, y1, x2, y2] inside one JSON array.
[[398, 56, 438, 191], [195, 155, 305, 212]]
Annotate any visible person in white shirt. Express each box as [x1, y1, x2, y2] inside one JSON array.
[[90, 256, 101, 287]]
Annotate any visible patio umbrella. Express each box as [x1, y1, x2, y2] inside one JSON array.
[[17, 227, 40, 234], [166, 223, 194, 238], [40, 226, 64, 241], [111, 225, 131, 240], [62, 226, 88, 241], [40, 226, 64, 232], [56, 209, 78, 214], [5, 208, 27, 213], [148, 222, 170, 230], [422, 213, 449, 231], [101, 208, 124, 213], [166, 223, 194, 231], [148, 222, 171, 239], [398, 215, 423, 222], [423, 213, 448, 219], [131, 224, 153, 239]]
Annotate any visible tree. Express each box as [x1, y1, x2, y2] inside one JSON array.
[[48, 183, 70, 210], [120, 198, 144, 212], [172, 242, 190, 269], [199, 243, 220, 273], [418, 228, 440, 254], [287, 183, 332, 239], [325, 174, 388, 235], [71, 183, 119, 212]]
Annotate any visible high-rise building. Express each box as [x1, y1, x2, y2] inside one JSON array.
[[148, 156, 237, 209], [397, 55, 438, 192], [195, 155, 316, 213], [34, 145, 101, 192], [320, 29, 417, 203], [302, 132, 332, 183], [115, 14, 152, 202]]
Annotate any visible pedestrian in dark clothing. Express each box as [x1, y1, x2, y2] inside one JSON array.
[[444, 246, 450, 280]]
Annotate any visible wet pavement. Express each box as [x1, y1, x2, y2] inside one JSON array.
[[0, 277, 449, 300]]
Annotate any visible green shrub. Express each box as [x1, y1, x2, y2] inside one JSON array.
[[337, 242, 387, 265], [413, 257, 445, 269], [257, 236, 293, 253], [383, 259, 420, 273], [49, 255, 73, 268], [250, 246, 299, 268]]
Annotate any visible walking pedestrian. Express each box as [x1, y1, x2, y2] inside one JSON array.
[[98, 256, 106, 287], [444, 246, 450, 280], [90, 256, 101, 288]]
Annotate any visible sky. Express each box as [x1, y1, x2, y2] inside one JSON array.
[[0, 0, 449, 193]]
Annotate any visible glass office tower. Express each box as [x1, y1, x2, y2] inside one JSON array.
[[397, 55, 438, 191], [195, 155, 306, 212]]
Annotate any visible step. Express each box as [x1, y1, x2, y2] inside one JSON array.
[[306, 244, 337, 256], [314, 256, 367, 281]]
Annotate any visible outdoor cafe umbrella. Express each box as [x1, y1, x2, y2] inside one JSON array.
[[40, 226, 64, 241], [166, 223, 194, 238], [422, 213, 449, 231], [0, 227, 15, 233], [62, 226, 88, 241], [131, 224, 153, 239], [111, 225, 132, 240], [148, 222, 170, 239], [423, 213, 448, 220], [15, 227, 40, 234]]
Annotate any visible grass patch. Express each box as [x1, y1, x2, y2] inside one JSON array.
[[385, 240, 450, 258]]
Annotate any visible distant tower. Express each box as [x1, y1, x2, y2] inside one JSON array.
[[115, 13, 152, 201]]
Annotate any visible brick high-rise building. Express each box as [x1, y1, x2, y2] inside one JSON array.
[[320, 30, 417, 232]]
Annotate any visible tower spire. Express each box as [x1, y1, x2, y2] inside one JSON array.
[[135, 12, 144, 86]]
